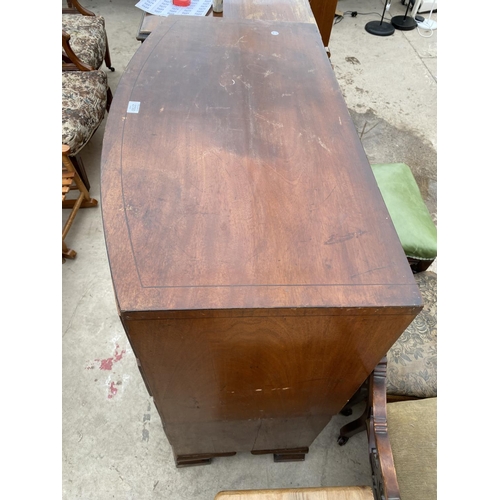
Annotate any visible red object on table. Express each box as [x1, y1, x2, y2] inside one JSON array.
[[173, 0, 191, 5]]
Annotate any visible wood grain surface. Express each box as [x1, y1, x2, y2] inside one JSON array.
[[215, 486, 374, 499], [138, 0, 317, 41], [101, 16, 422, 461], [309, 0, 338, 46], [126, 310, 418, 456], [224, 0, 316, 23], [102, 16, 421, 314]]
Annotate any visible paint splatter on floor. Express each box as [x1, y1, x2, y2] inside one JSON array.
[[84, 344, 130, 400], [105, 376, 129, 401], [85, 344, 126, 371], [108, 381, 119, 399], [97, 344, 126, 371]]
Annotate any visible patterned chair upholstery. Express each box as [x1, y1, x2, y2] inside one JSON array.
[[61, 26, 110, 260], [62, 29, 112, 190], [62, 70, 108, 156], [62, 14, 107, 71], [386, 271, 437, 399], [62, 0, 114, 71]]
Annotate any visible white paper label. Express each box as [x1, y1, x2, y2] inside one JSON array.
[[127, 101, 141, 113]]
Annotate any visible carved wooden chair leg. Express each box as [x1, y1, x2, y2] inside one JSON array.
[[104, 32, 115, 72], [367, 358, 401, 500], [338, 358, 386, 446]]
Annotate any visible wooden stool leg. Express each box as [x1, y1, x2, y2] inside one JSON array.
[[62, 145, 98, 259], [62, 240, 77, 259], [69, 155, 90, 191], [408, 257, 434, 273]]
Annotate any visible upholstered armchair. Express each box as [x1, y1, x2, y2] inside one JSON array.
[[62, 0, 114, 72], [62, 31, 111, 189], [62, 31, 110, 258], [214, 360, 436, 500], [346, 360, 437, 500]]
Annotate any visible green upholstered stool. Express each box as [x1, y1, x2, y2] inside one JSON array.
[[371, 163, 437, 273]]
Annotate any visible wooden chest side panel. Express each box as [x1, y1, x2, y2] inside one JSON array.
[[161, 416, 332, 455], [124, 312, 415, 454]]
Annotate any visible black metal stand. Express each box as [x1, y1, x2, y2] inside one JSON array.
[[365, 0, 395, 36], [392, 1, 417, 30]]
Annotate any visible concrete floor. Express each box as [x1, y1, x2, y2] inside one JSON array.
[[62, 1, 437, 498]]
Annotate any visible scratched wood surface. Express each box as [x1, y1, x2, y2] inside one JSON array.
[[223, 0, 316, 23], [103, 16, 420, 314], [138, 0, 317, 41], [101, 16, 422, 461]]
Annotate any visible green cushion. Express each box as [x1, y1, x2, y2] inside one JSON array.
[[371, 163, 437, 260]]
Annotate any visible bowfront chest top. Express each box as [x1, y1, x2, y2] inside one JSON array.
[[101, 16, 422, 466]]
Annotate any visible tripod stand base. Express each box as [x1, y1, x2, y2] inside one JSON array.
[[365, 20, 395, 36], [391, 15, 417, 30]]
